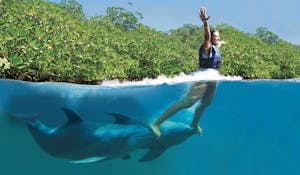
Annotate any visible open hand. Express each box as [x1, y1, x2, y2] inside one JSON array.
[[199, 7, 210, 22]]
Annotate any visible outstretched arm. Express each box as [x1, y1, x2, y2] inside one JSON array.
[[199, 7, 211, 56]]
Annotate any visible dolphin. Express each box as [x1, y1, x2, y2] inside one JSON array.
[[14, 108, 197, 163]]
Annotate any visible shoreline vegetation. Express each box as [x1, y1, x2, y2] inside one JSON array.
[[1, 0, 300, 84]]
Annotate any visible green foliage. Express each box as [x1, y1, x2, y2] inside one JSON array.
[[169, 24, 203, 50], [218, 24, 299, 79], [105, 7, 143, 31], [59, 0, 86, 20], [0, 0, 100, 83], [0, 0, 299, 84], [0, 0, 196, 83], [255, 27, 280, 44]]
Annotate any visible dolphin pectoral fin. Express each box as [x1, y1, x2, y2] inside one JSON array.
[[139, 148, 167, 162], [61, 107, 83, 125], [69, 156, 109, 163]]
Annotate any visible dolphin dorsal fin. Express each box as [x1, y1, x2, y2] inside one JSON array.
[[106, 112, 148, 128], [106, 113, 132, 124], [61, 107, 83, 125]]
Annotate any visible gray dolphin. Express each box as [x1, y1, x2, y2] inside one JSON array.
[[16, 108, 197, 163]]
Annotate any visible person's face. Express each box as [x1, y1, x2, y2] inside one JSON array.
[[211, 31, 221, 46]]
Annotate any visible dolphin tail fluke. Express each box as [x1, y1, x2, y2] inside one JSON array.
[[61, 107, 83, 125], [139, 148, 167, 162]]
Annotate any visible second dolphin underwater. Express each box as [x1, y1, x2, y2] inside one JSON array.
[[19, 108, 197, 163]]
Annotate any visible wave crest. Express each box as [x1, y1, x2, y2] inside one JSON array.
[[101, 69, 242, 86]]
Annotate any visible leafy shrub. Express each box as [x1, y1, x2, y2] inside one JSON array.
[[0, 0, 299, 84]]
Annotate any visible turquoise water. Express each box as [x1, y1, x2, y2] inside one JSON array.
[[0, 78, 299, 175]]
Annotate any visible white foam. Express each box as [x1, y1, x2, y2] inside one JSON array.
[[287, 78, 300, 82], [101, 69, 242, 87]]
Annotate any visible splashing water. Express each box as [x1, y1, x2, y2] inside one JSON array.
[[101, 69, 242, 87]]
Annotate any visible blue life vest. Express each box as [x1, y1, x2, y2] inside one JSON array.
[[199, 44, 222, 69]]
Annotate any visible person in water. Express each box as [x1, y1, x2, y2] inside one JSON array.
[[150, 7, 225, 137]]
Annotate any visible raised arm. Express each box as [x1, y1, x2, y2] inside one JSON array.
[[199, 7, 211, 56]]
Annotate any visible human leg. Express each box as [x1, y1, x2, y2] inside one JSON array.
[[190, 82, 216, 134], [150, 99, 197, 137], [150, 82, 208, 137]]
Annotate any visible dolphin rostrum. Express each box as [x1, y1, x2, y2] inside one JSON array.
[[16, 108, 197, 163]]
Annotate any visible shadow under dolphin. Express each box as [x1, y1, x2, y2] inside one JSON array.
[[14, 108, 197, 163]]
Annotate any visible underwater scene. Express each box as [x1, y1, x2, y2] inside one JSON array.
[[0, 71, 299, 175]]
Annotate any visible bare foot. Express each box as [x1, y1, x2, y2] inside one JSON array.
[[191, 124, 203, 135], [150, 123, 161, 137]]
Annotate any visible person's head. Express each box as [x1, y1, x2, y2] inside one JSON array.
[[211, 30, 221, 47]]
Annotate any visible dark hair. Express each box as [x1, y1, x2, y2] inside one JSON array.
[[210, 29, 218, 43]]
